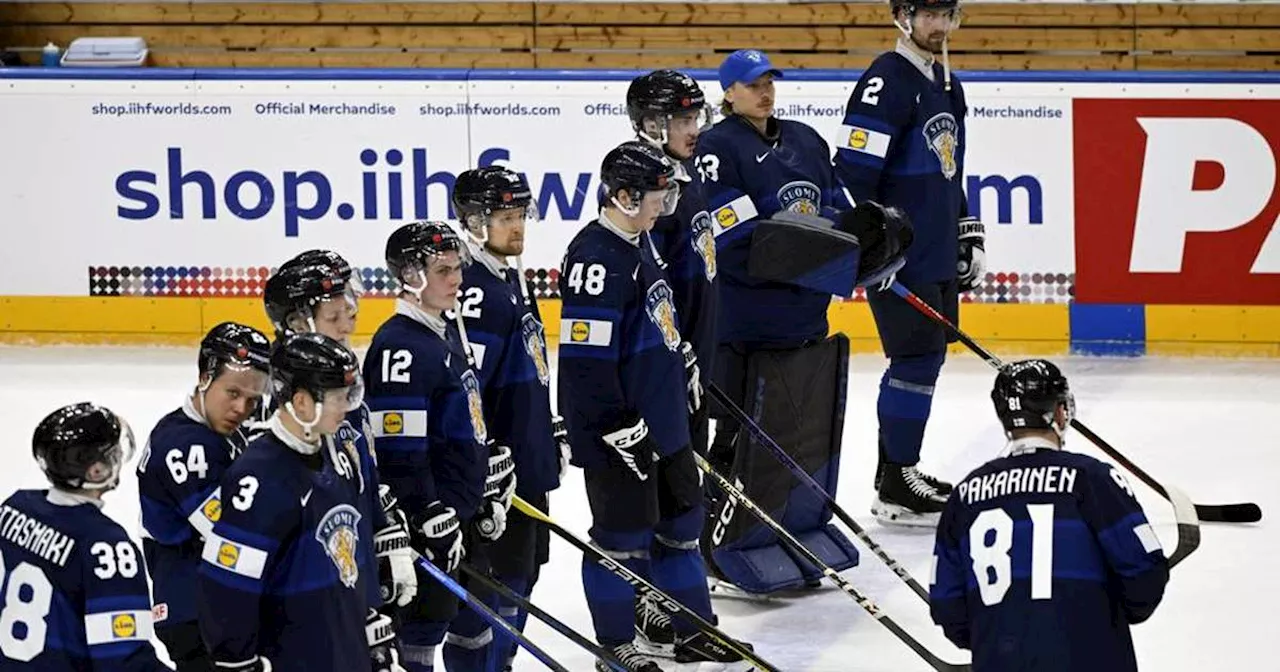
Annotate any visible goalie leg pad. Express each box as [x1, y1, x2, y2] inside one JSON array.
[[878, 352, 946, 466], [707, 335, 859, 593]]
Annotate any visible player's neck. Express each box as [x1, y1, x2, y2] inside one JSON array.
[[1005, 431, 1062, 455], [394, 297, 448, 338], [896, 36, 936, 72], [600, 209, 643, 243], [47, 487, 105, 507]]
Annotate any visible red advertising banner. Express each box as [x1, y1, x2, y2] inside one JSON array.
[[1074, 99, 1280, 305]]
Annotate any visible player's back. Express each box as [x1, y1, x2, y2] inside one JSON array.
[[0, 489, 166, 671], [931, 447, 1168, 672]]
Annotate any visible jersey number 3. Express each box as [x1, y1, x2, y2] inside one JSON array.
[[0, 548, 54, 661], [969, 504, 1056, 606]]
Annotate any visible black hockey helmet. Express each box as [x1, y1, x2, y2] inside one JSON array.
[[452, 167, 537, 234], [891, 0, 960, 14], [385, 220, 472, 291], [198, 321, 272, 382], [264, 251, 361, 336], [270, 332, 363, 412], [600, 141, 679, 216], [32, 402, 136, 492], [626, 70, 711, 144], [991, 359, 1075, 436]]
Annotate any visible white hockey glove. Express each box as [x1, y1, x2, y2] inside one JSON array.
[[484, 443, 517, 511], [374, 486, 418, 608], [680, 342, 703, 414], [552, 415, 572, 481], [600, 415, 656, 481], [215, 656, 272, 672], [474, 497, 508, 541], [957, 216, 986, 293], [367, 609, 407, 672], [412, 501, 464, 573]]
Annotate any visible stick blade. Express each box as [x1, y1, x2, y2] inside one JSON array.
[[1195, 502, 1262, 524]]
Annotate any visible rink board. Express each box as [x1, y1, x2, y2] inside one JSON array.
[[0, 68, 1277, 355]]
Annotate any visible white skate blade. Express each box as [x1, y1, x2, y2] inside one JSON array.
[[635, 635, 675, 659], [871, 498, 942, 528], [706, 577, 776, 603]]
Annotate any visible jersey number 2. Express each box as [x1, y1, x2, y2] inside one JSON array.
[[969, 504, 1055, 606], [0, 548, 53, 662], [860, 76, 884, 106]]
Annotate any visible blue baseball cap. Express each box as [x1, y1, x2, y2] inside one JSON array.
[[718, 49, 784, 90]]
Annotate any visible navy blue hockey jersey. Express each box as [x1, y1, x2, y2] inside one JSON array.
[[459, 252, 561, 497], [558, 220, 690, 467], [0, 489, 168, 671], [835, 49, 968, 284], [697, 115, 849, 345], [649, 161, 718, 386], [198, 427, 371, 672], [363, 304, 487, 522], [137, 399, 242, 627], [930, 442, 1169, 672]]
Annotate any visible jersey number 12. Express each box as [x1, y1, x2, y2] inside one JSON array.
[[969, 503, 1056, 606]]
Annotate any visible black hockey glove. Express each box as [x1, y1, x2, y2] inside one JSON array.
[[411, 501, 464, 573], [216, 656, 272, 672], [374, 485, 417, 608], [838, 201, 914, 290], [367, 609, 407, 672], [599, 413, 657, 481], [483, 443, 516, 509], [956, 216, 986, 292], [552, 414, 572, 481], [680, 342, 703, 414]]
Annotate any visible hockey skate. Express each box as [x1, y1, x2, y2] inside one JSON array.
[[634, 595, 675, 658], [673, 631, 757, 671], [876, 452, 952, 495], [872, 463, 948, 527], [596, 641, 662, 672]]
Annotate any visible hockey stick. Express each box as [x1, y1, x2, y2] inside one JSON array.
[[455, 562, 631, 672], [511, 496, 781, 672], [707, 383, 930, 602], [415, 557, 570, 672], [693, 452, 971, 672], [886, 283, 1205, 567], [885, 282, 1257, 522]]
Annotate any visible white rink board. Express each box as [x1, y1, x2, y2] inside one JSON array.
[[1, 70, 1277, 296]]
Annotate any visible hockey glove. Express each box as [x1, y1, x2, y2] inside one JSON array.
[[216, 656, 272, 672], [552, 415, 572, 481], [957, 216, 986, 292], [600, 414, 657, 481], [367, 609, 408, 672], [374, 486, 418, 608], [412, 501, 465, 573], [839, 201, 914, 290], [680, 342, 703, 414], [474, 497, 508, 541], [484, 443, 517, 510]]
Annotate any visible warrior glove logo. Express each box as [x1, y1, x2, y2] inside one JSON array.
[[316, 504, 363, 589], [690, 211, 718, 280], [923, 113, 960, 180], [645, 280, 681, 352], [777, 181, 821, 215], [521, 313, 550, 386]]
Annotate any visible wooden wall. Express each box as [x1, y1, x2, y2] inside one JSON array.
[[1, 2, 1278, 71]]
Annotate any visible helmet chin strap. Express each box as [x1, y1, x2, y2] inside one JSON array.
[[400, 269, 431, 304], [279, 400, 324, 452]]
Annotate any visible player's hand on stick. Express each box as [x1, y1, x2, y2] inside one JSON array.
[[552, 415, 572, 480], [366, 609, 408, 672], [680, 342, 703, 413], [413, 501, 465, 572], [957, 216, 986, 292], [373, 487, 418, 607], [484, 443, 516, 511]]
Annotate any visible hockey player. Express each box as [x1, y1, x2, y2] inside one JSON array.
[[694, 48, 860, 594], [929, 360, 1169, 671], [452, 167, 564, 671], [833, 0, 979, 525], [137, 322, 271, 671], [0, 403, 170, 671], [198, 332, 403, 672], [559, 140, 750, 671], [363, 221, 515, 672], [263, 251, 419, 623], [623, 69, 716, 656]]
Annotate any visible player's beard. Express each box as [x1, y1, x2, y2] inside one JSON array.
[[488, 239, 524, 257], [913, 30, 947, 54]]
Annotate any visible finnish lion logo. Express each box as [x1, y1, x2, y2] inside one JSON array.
[[645, 281, 681, 352], [521, 314, 550, 386], [923, 112, 960, 180], [776, 181, 821, 215], [461, 369, 489, 444], [690, 211, 717, 281], [315, 504, 362, 589]]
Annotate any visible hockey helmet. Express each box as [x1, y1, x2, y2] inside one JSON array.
[[264, 251, 362, 337], [385, 220, 472, 292], [270, 332, 363, 414], [626, 70, 712, 146], [199, 321, 272, 382], [452, 167, 538, 235], [600, 141, 679, 217], [33, 402, 136, 492], [991, 359, 1075, 436]]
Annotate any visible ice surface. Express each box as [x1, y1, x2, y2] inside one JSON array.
[[0, 345, 1274, 671]]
